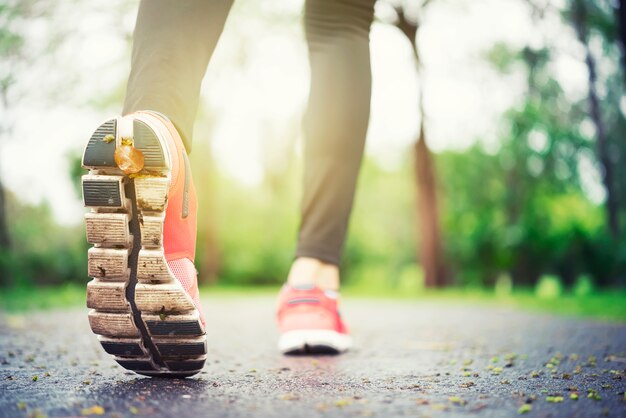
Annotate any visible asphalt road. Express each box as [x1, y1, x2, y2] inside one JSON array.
[[1, 295, 625, 417]]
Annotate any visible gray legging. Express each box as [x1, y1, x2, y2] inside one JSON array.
[[123, 0, 374, 266]]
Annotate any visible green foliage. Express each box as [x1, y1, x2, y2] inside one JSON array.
[[343, 159, 417, 287], [535, 275, 563, 299], [189, 156, 417, 287], [0, 1, 25, 100], [485, 42, 519, 74], [439, 143, 612, 286], [0, 191, 87, 287], [4, 283, 625, 322], [212, 174, 299, 286], [573, 274, 594, 296]]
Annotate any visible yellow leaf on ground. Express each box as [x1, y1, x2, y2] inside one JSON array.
[[81, 405, 105, 416]]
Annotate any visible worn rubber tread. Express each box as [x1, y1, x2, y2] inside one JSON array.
[[85, 213, 130, 246], [100, 341, 145, 357], [145, 320, 204, 337], [87, 248, 129, 281], [86, 281, 129, 312], [164, 359, 206, 372], [156, 341, 207, 357], [83, 178, 123, 208], [116, 359, 155, 371], [83, 119, 117, 167], [82, 116, 206, 378], [134, 119, 166, 168]]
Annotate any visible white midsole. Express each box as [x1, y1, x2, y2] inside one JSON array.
[[278, 329, 352, 353]]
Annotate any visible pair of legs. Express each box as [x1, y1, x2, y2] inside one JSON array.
[[122, 0, 375, 286], [80, 0, 374, 375]]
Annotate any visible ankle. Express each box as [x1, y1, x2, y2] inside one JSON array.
[[287, 257, 340, 291]]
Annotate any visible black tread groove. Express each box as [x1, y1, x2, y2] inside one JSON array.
[[83, 181, 122, 207], [145, 320, 203, 337], [83, 119, 117, 167], [134, 120, 165, 168], [125, 179, 165, 370], [100, 341, 144, 357], [156, 342, 207, 356], [165, 360, 206, 372], [116, 359, 154, 371]]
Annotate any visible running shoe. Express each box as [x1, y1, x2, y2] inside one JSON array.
[[82, 111, 206, 377], [277, 284, 352, 354]]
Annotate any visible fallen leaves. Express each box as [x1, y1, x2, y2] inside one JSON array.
[[587, 389, 601, 401], [280, 393, 300, 401], [81, 405, 105, 416], [102, 134, 115, 143], [27, 410, 46, 418], [448, 396, 466, 406], [334, 398, 352, 407], [546, 395, 564, 403]]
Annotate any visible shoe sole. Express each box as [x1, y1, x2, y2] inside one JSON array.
[[82, 116, 206, 378], [278, 330, 352, 355]]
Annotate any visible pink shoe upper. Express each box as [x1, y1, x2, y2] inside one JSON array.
[[133, 111, 203, 327], [276, 285, 349, 335]]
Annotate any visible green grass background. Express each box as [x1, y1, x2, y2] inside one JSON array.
[[1, 284, 624, 322]]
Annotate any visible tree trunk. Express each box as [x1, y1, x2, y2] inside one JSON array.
[[191, 142, 220, 285], [415, 126, 445, 287], [0, 179, 11, 286], [395, 6, 446, 287], [618, 0, 626, 79], [585, 49, 619, 238], [573, 0, 619, 239], [0, 180, 9, 250]]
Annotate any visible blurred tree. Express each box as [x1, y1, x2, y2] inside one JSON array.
[[390, 0, 446, 288], [472, 0, 626, 287], [190, 107, 221, 284], [0, 1, 26, 254], [618, 0, 626, 77], [0, 183, 9, 251], [0, 1, 60, 281], [564, 0, 626, 286], [569, 0, 619, 239]]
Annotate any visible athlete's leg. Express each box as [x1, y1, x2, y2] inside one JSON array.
[[290, 0, 375, 287], [277, 0, 374, 354], [83, 0, 233, 376], [123, 0, 233, 152]]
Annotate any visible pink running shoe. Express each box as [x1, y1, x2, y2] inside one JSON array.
[[82, 111, 206, 377], [276, 284, 352, 354]]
